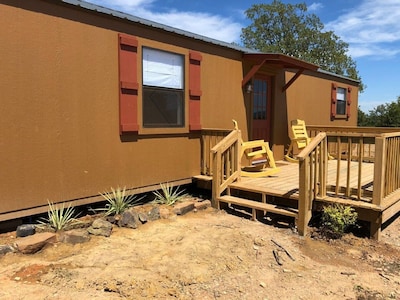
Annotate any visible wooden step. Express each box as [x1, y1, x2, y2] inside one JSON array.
[[218, 195, 298, 220], [229, 182, 299, 200]]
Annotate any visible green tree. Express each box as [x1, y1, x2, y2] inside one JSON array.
[[366, 97, 400, 127], [241, 0, 364, 91], [357, 106, 369, 126]]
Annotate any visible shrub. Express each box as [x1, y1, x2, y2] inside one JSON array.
[[97, 186, 143, 216], [38, 201, 78, 231], [321, 204, 358, 238], [152, 182, 188, 206]]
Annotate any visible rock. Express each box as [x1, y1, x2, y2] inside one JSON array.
[[254, 237, 268, 247], [35, 224, 56, 233], [87, 219, 113, 237], [16, 224, 36, 237], [105, 215, 118, 224], [159, 207, 171, 219], [138, 213, 147, 224], [63, 218, 93, 231], [173, 202, 195, 215], [14, 232, 57, 254], [118, 209, 139, 229], [60, 229, 91, 244], [0, 245, 15, 255], [194, 200, 211, 211], [260, 282, 267, 288], [147, 206, 160, 221], [283, 269, 292, 273]]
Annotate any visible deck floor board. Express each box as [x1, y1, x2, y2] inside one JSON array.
[[231, 160, 375, 203]]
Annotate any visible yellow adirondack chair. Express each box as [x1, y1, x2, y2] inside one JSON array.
[[284, 119, 311, 163], [233, 120, 279, 177]]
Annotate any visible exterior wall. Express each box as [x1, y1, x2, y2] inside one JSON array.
[[285, 70, 359, 127], [0, 1, 247, 218], [270, 70, 359, 160]]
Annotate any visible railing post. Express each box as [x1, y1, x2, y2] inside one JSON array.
[[211, 149, 221, 208], [320, 136, 328, 197], [372, 136, 386, 206], [298, 156, 311, 236], [236, 130, 242, 182]]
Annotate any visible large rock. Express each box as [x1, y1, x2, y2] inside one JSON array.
[[147, 206, 160, 221], [159, 207, 172, 219], [0, 245, 15, 255], [173, 202, 195, 215], [14, 232, 57, 254], [87, 219, 113, 237], [60, 229, 91, 244], [16, 224, 36, 237], [118, 209, 139, 229], [194, 200, 211, 211]]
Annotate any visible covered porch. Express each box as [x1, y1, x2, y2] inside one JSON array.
[[196, 126, 400, 240]]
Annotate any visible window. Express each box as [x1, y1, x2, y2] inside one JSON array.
[[142, 47, 184, 128], [331, 83, 352, 120], [336, 87, 346, 115]]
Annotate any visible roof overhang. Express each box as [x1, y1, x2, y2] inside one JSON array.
[[242, 53, 319, 92]]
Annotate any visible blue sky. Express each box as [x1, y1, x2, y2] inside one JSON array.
[[89, 0, 400, 112]]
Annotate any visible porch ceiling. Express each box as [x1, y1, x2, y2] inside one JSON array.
[[242, 53, 319, 92]]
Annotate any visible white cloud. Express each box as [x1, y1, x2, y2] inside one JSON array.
[[308, 2, 323, 12], [87, 0, 242, 43], [326, 0, 400, 58], [139, 10, 242, 43]]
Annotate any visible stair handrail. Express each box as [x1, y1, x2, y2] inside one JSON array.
[[210, 129, 242, 207], [296, 132, 328, 236]]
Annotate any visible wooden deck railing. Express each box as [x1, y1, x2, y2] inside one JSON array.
[[296, 132, 328, 236], [200, 128, 232, 176], [373, 133, 400, 205], [307, 126, 400, 206], [210, 129, 241, 207]]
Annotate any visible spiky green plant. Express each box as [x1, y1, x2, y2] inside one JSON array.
[[152, 182, 188, 206], [38, 201, 77, 231], [97, 186, 142, 216], [321, 204, 358, 238]]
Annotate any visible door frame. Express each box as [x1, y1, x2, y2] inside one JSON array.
[[251, 75, 272, 141]]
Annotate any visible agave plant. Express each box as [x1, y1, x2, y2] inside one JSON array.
[[38, 201, 77, 231], [97, 186, 142, 216], [152, 182, 188, 206]]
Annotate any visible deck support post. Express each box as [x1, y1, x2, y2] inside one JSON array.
[[370, 212, 382, 241], [298, 156, 311, 236]]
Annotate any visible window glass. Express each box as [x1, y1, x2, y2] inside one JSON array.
[[143, 88, 184, 127], [336, 87, 346, 115], [143, 48, 183, 89], [142, 47, 184, 128]]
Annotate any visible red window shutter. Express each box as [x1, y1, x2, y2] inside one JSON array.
[[118, 33, 139, 134], [346, 86, 352, 118], [331, 83, 337, 119], [189, 51, 202, 131]]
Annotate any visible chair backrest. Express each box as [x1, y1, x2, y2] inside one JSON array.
[[290, 119, 310, 149]]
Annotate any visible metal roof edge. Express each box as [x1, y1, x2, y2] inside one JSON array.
[[317, 68, 360, 84], [60, 0, 259, 54]]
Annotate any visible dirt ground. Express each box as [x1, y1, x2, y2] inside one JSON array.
[[0, 203, 399, 300]]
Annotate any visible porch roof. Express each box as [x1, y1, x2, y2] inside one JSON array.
[[242, 53, 320, 92]]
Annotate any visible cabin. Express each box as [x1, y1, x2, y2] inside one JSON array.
[[1, 0, 399, 240]]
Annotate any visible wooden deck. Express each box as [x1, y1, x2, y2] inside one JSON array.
[[202, 127, 400, 240], [230, 160, 377, 208]]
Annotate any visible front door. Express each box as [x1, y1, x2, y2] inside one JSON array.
[[252, 76, 272, 141]]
